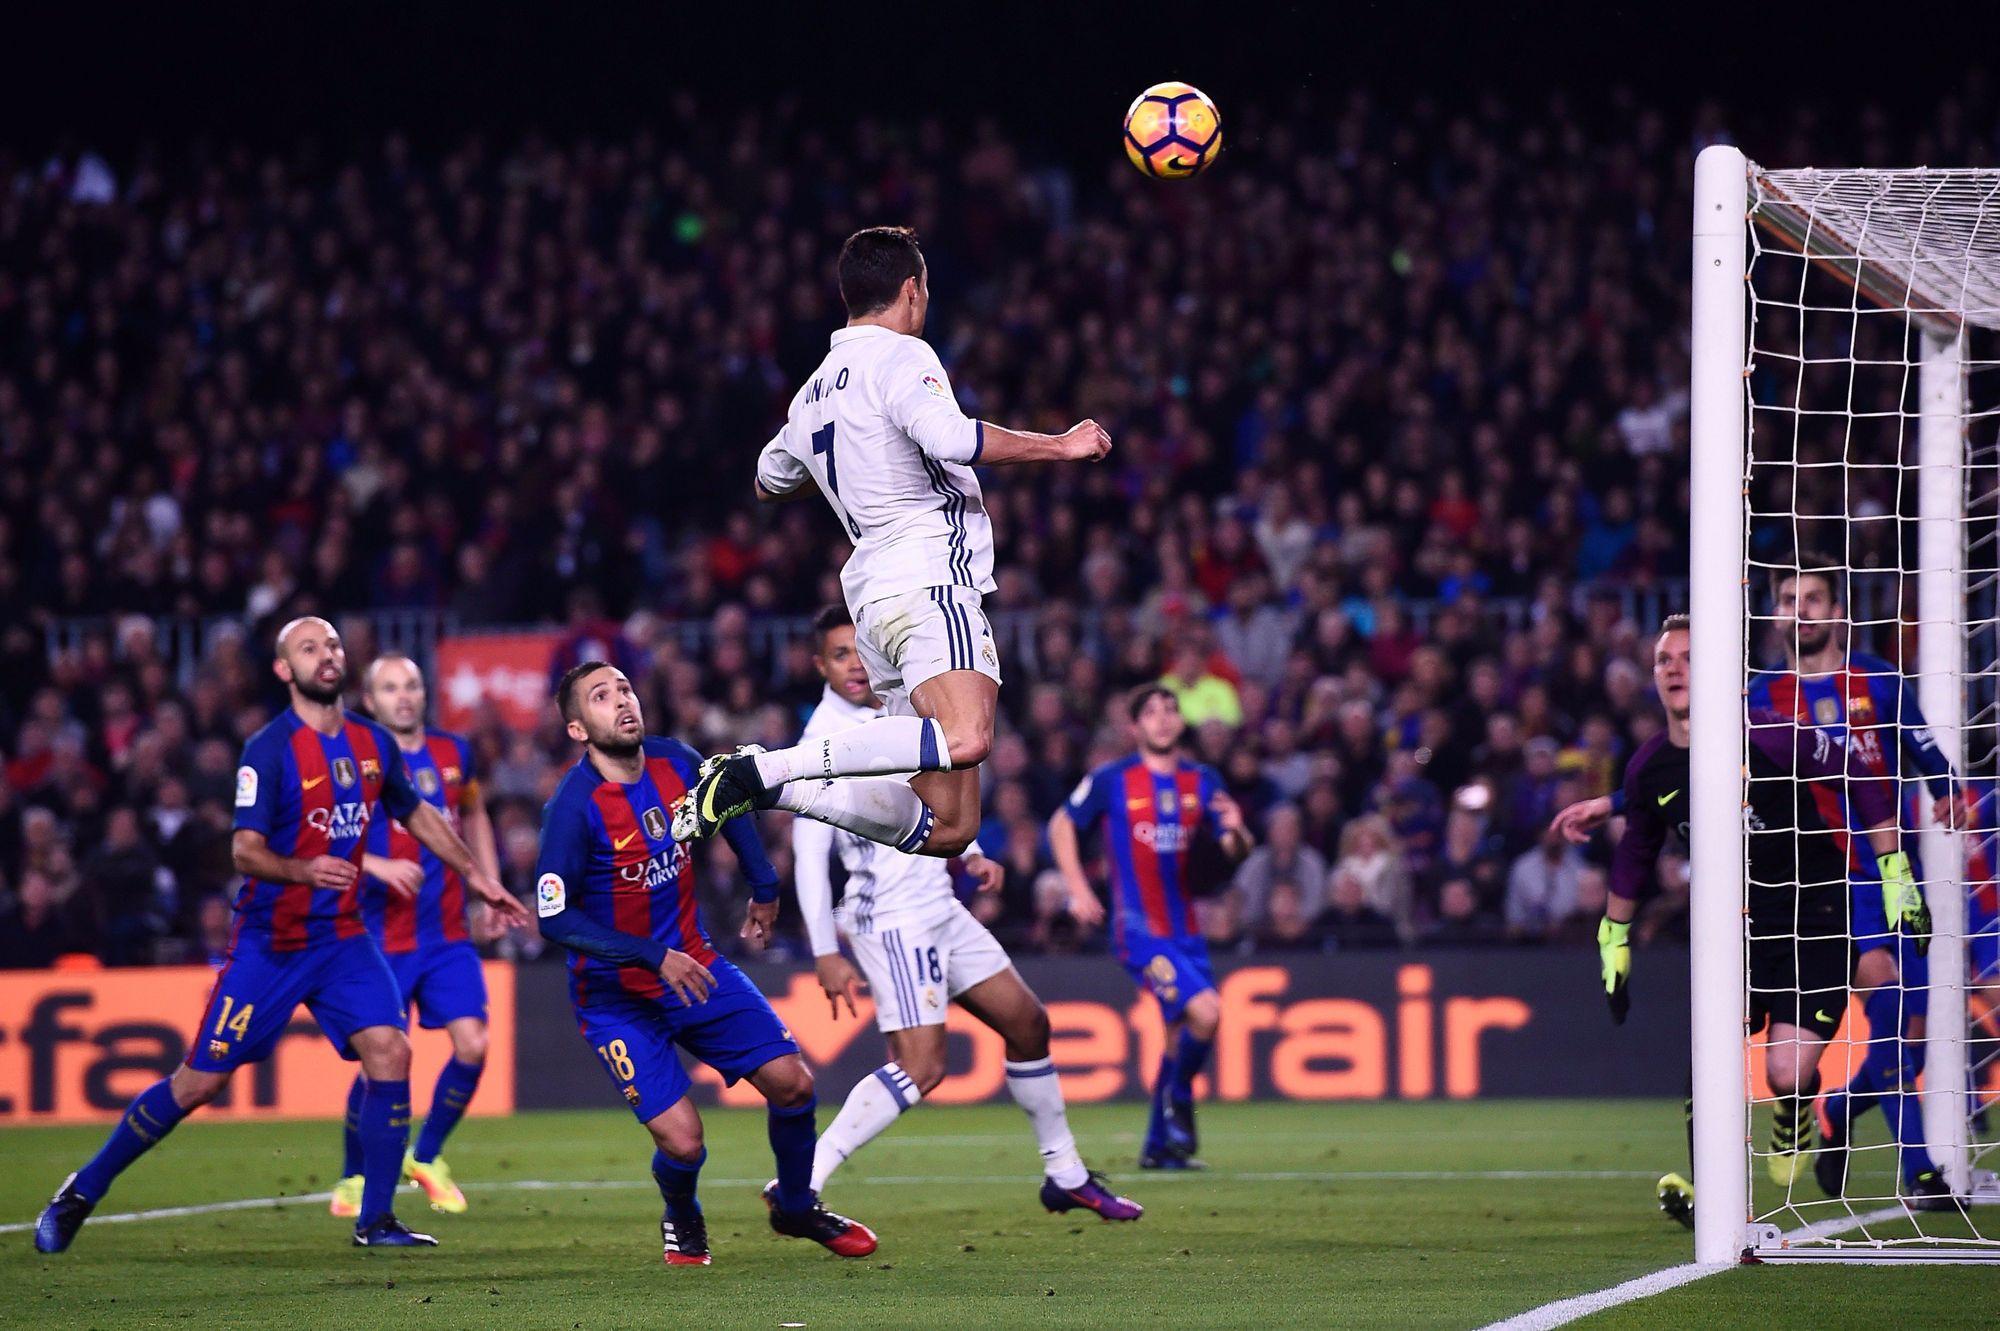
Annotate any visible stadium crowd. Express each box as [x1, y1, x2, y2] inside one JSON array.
[[2, 83, 1990, 968]]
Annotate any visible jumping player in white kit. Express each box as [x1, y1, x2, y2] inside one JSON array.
[[672, 225, 1111, 860], [791, 607, 1140, 1221]]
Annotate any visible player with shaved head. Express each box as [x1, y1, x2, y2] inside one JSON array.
[[36, 618, 531, 1254], [321, 656, 503, 1220]]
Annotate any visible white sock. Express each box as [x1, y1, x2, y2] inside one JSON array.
[[777, 778, 934, 853], [754, 716, 950, 787], [811, 1063, 921, 1193], [1006, 1057, 1087, 1188]]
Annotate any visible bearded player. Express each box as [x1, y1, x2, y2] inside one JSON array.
[[35, 618, 530, 1253], [1554, 616, 1951, 1226], [322, 656, 504, 1219], [675, 226, 1110, 863], [1746, 555, 1963, 1203], [793, 606, 1141, 1220], [535, 662, 876, 1265], [1048, 686, 1253, 1169]]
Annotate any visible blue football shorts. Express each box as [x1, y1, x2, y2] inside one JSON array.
[[573, 959, 799, 1123], [186, 933, 406, 1071]]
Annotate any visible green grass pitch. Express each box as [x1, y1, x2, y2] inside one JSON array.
[[2, 1099, 1994, 1329]]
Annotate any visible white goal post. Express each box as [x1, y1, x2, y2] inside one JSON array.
[[1690, 145, 2000, 1264]]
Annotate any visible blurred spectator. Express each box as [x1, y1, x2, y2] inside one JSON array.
[[1330, 813, 1413, 944], [1233, 803, 1329, 929], [1161, 637, 1243, 729], [1253, 881, 1321, 952], [1316, 872, 1401, 951], [1504, 825, 1589, 941], [1425, 877, 1506, 947], [0, 870, 90, 967]]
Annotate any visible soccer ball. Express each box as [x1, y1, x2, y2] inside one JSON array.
[[1123, 82, 1222, 180]]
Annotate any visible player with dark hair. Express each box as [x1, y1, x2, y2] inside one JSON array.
[[1047, 685, 1253, 1169], [1553, 615, 1949, 1224], [676, 226, 1111, 871], [535, 661, 876, 1265], [324, 656, 503, 1219], [34, 618, 529, 1253], [1746, 555, 1961, 1204]]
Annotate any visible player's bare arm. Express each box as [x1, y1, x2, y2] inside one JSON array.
[[1552, 794, 1615, 844], [1211, 791, 1255, 860], [361, 853, 425, 899], [739, 899, 780, 949], [232, 828, 357, 891], [1045, 808, 1105, 927], [816, 953, 866, 1019]]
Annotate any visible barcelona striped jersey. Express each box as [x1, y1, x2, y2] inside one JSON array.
[[534, 736, 726, 1008], [231, 708, 423, 950], [358, 727, 481, 952], [1062, 753, 1226, 949]]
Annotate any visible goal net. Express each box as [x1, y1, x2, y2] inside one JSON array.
[[1692, 148, 2000, 1263]]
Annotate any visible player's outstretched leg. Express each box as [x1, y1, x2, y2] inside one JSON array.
[[674, 714, 951, 842], [349, 1027, 436, 1248], [1768, 1070, 1819, 1186], [1167, 1026, 1213, 1155], [1141, 1044, 1178, 1168], [653, 1147, 711, 1265], [749, 1055, 878, 1257], [405, 1020, 486, 1215], [36, 1075, 202, 1253], [332, 1074, 367, 1217], [811, 1064, 921, 1194], [640, 1098, 712, 1264], [954, 970, 1143, 1219], [1657, 1173, 1695, 1228]]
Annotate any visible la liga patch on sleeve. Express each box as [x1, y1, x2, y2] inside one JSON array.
[[921, 374, 948, 398], [537, 872, 566, 917], [235, 765, 258, 808]]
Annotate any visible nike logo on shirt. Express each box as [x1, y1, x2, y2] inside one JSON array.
[[1658, 790, 1679, 806], [614, 831, 640, 849], [302, 776, 327, 790]]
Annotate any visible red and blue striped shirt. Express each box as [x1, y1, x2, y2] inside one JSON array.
[[359, 727, 480, 953], [231, 708, 422, 951], [1062, 754, 1225, 950], [534, 736, 777, 1009]]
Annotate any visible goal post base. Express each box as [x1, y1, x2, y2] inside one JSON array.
[[1744, 1217, 2000, 1264]]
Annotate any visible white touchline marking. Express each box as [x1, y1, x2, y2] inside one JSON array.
[[0, 1169, 1662, 1235], [1475, 1205, 1916, 1331]]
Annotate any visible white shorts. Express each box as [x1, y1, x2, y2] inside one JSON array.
[[844, 900, 1013, 1033], [852, 585, 1002, 714]]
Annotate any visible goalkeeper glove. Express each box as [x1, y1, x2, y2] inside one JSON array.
[[1877, 850, 1932, 957], [1597, 916, 1632, 1025]]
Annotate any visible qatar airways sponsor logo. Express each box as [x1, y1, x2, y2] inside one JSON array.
[[1132, 821, 1190, 853], [618, 843, 692, 888], [305, 802, 372, 842]]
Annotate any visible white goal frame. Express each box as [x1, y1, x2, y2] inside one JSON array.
[[1690, 144, 1999, 1264]]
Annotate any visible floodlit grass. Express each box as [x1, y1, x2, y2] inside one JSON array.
[[2, 1099, 1992, 1328]]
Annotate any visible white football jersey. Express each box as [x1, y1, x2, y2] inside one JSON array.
[[756, 325, 995, 609], [790, 684, 960, 951]]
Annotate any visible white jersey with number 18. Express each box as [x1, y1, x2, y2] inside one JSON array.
[[756, 324, 995, 609]]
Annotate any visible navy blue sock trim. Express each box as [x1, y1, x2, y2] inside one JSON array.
[[895, 804, 935, 855], [919, 717, 940, 771], [873, 1065, 918, 1109]]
